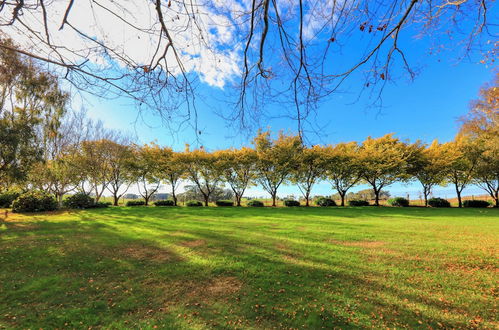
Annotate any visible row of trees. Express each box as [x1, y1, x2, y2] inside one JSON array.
[[1, 43, 497, 208], [5, 127, 498, 208]]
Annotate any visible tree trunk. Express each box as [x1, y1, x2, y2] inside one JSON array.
[[113, 194, 119, 206], [271, 193, 277, 207], [203, 194, 209, 206], [57, 193, 64, 207], [339, 191, 345, 207], [305, 192, 310, 207], [236, 195, 242, 207], [144, 195, 150, 206], [455, 185, 462, 208], [373, 187, 380, 206], [171, 183, 177, 206]]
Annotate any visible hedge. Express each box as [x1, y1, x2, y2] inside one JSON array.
[[463, 200, 490, 208], [12, 191, 58, 213], [247, 200, 264, 207], [215, 200, 234, 207], [348, 200, 370, 206], [428, 198, 450, 208], [154, 200, 175, 206], [284, 200, 300, 207]]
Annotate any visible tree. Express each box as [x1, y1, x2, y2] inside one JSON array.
[[215, 148, 257, 207], [75, 140, 115, 202], [181, 147, 222, 207], [0, 40, 67, 188], [410, 140, 452, 207], [253, 130, 303, 207], [127, 144, 162, 206], [291, 145, 327, 206], [0, 2, 492, 135], [156, 147, 185, 206], [359, 134, 412, 206], [105, 141, 133, 206], [29, 151, 80, 206], [444, 136, 481, 208], [324, 142, 362, 206], [459, 75, 498, 207]]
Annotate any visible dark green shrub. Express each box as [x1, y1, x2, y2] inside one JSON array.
[[388, 197, 409, 207], [186, 200, 203, 207], [284, 200, 300, 207], [92, 202, 111, 208], [12, 191, 58, 213], [154, 200, 175, 206], [63, 192, 94, 209], [463, 200, 490, 208], [0, 191, 20, 208], [348, 200, 370, 206], [247, 200, 264, 207], [126, 200, 146, 206], [315, 197, 336, 207], [428, 198, 450, 208], [215, 200, 234, 207]]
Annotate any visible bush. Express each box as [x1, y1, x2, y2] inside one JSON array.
[[92, 202, 111, 208], [388, 197, 409, 207], [126, 200, 146, 206], [154, 200, 175, 206], [284, 200, 300, 207], [63, 192, 94, 209], [315, 197, 336, 207], [348, 200, 370, 206], [247, 200, 264, 207], [215, 200, 234, 207], [0, 191, 20, 208], [428, 197, 450, 208], [463, 200, 490, 208], [12, 191, 58, 213], [186, 200, 203, 207]]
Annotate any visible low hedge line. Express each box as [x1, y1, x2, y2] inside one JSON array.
[[247, 200, 264, 207], [348, 200, 370, 206], [154, 200, 175, 206], [463, 200, 490, 208]]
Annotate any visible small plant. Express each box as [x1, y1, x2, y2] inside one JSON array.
[[315, 197, 336, 207], [463, 200, 490, 208], [12, 191, 58, 213], [428, 197, 450, 208], [63, 192, 95, 209], [154, 200, 175, 206], [215, 200, 234, 207], [284, 200, 300, 207], [126, 200, 146, 206], [186, 200, 203, 207], [0, 191, 20, 208], [247, 200, 264, 207], [388, 197, 409, 207], [348, 200, 370, 206]]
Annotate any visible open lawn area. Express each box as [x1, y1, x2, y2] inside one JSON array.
[[0, 207, 497, 329]]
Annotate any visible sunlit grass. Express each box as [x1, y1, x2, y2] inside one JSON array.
[[0, 207, 497, 328]]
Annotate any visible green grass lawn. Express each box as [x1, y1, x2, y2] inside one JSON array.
[[0, 207, 497, 329]]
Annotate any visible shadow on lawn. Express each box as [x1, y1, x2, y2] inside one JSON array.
[[0, 209, 490, 328]]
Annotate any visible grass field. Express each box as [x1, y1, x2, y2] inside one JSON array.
[[0, 207, 497, 329]]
